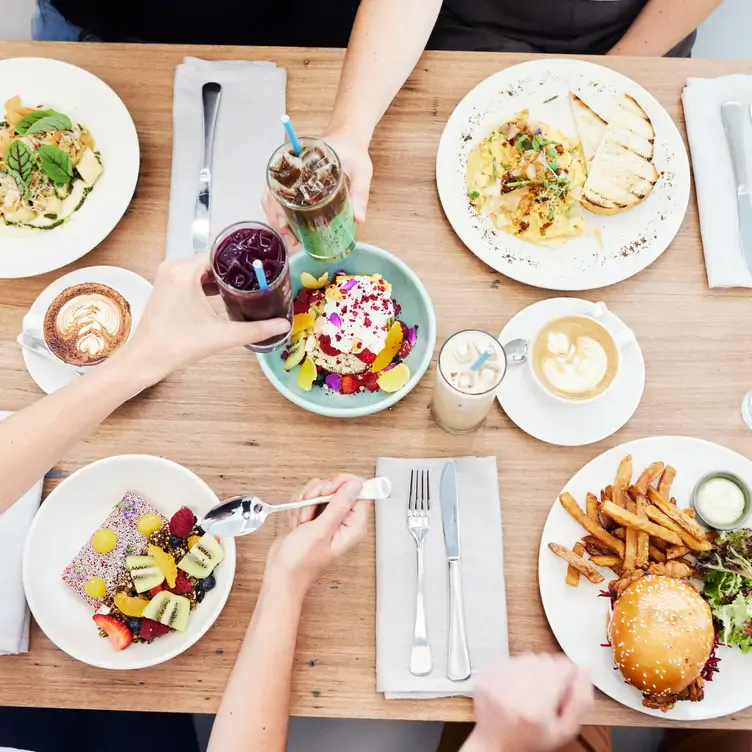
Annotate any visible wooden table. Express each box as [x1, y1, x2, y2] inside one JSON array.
[[1, 42, 752, 730]]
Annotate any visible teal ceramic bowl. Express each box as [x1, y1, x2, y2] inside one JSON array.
[[257, 242, 436, 418]]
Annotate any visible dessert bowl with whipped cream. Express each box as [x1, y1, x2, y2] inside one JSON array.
[[256, 243, 436, 419], [530, 303, 635, 404]]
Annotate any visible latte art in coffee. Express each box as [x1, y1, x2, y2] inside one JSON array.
[[43, 283, 132, 367], [532, 315, 619, 401]]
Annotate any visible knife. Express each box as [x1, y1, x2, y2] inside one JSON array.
[[440, 460, 471, 682], [721, 101, 752, 275], [192, 82, 222, 253]]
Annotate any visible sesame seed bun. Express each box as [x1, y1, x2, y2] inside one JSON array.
[[609, 575, 714, 701]]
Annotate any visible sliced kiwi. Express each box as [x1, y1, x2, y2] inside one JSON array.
[[178, 533, 224, 579], [142, 591, 190, 632], [283, 337, 307, 371], [126, 555, 165, 593]]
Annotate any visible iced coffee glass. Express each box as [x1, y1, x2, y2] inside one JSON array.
[[267, 137, 356, 262], [431, 330, 507, 434]]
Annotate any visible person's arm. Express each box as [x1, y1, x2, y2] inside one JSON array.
[[0, 252, 289, 514], [208, 475, 369, 752], [608, 0, 722, 57]]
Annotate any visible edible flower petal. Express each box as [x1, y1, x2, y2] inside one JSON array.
[[325, 374, 342, 392], [341, 278, 358, 292], [329, 312, 343, 329], [407, 327, 417, 347]]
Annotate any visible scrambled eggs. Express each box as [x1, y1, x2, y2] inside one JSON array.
[[466, 110, 587, 245]]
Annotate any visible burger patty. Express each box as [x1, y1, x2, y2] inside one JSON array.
[[642, 676, 705, 711]]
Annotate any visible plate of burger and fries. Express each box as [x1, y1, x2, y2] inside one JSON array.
[[539, 436, 752, 720]]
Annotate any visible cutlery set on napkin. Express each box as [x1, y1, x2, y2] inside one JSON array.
[[375, 457, 509, 699], [682, 75, 752, 288]]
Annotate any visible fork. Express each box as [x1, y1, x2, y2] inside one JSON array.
[[407, 468, 433, 677]]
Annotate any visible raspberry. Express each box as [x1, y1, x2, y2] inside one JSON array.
[[149, 583, 165, 597], [169, 507, 195, 539], [318, 335, 340, 357], [398, 341, 413, 359], [167, 570, 194, 595], [356, 349, 377, 365], [139, 618, 170, 640], [362, 372, 380, 392], [341, 375, 359, 395], [293, 299, 309, 315], [399, 321, 409, 339]]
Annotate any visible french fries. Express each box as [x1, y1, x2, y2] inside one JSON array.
[[567, 542, 587, 586], [646, 487, 707, 541], [549, 543, 605, 584], [586, 492, 599, 522], [624, 498, 638, 571], [634, 462, 665, 495], [559, 493, 625, 557], [644, 506, 712, 552], [601, 501, 683, 546], [649, 544, 667, 563], [613, 456, 632, 509], [658, 466, 676, 500], [589, 555, 623, 568], [581, 535, 613, 556], [635, 495, 650, 569], [667, 545, 691, 560]]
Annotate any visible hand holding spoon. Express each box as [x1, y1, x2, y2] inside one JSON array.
[[201, 477, 392, 537]]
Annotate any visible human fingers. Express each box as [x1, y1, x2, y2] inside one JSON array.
[[261, 189, 300, 250], [312, 478, 364, 535], [556, 666, 593, 737], [288, 478, 325, 530], [347, 154, 372, 224], [332, 499, 370, 555], [216, 318, 291, 350]]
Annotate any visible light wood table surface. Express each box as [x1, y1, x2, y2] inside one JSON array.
[[1, 42, 752, 730]]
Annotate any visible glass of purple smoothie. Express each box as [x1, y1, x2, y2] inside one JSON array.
[[210, 221, 293, 353]]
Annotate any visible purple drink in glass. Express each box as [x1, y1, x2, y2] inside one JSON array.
[[210, 221, 293, 353]]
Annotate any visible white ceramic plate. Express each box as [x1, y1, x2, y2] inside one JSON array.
[[23, 455, 236, 670], [539, 436, 752, 720], [21, 265, 152, 394], [497, 298, 645, 446], [436, 59, 690, 291], [0, 58, 139, 279]]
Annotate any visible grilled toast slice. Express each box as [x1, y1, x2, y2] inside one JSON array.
[[570, 92, 607, 171], [581, 94, 658, 216]]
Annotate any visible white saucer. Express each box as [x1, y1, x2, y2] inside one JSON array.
[[496, 298, 645, 446], [22, 266, 152, 394]]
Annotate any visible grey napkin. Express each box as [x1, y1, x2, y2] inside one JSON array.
[[165, 57, 287, 260], [0, 412, 44, 655], [375, 457, 508, 698]]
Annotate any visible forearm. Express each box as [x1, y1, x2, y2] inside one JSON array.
[[208, 578, 303, 752], [608, 0, 722, 56], [326, 0, 442, 146], [0, 346, 153, 514]]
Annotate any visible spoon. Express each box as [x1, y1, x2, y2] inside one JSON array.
[[17, 331, 86, 376], [504, 338, 529, 365], [201, 476, 392, 538]]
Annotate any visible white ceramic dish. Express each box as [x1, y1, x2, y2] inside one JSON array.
[[539, 436, 752, 720], [436, 58, 690, 291], [23, 455, 235, 670], [497, 298, 645, 446], [0, 58, 139, 278], [21, 265, 152, 395]]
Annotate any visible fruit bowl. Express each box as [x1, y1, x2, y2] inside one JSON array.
[[256, 242, 437, 418], [23, 455, 235, 670]]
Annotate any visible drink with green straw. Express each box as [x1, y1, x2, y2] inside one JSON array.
[[267, 115, 356, 262]]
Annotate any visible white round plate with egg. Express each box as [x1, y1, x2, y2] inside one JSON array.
[[436, 58, 690, 291], [0, 58, 139, 278], [21, 265, 152, 394], [497, 297, 645, 446], [23, 455, 236, 670], [539, 436, 752, 720]]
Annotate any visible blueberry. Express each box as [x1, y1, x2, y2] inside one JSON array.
[[195, 526, 206, 536], [170, 535, 184, 548], [198, 575, 216, 592], [126, 618, 141, 632], [195, 588, 205, 604]]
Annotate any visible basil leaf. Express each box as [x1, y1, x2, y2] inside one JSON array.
[[38, 144, 73, 185], [14, 110, 57, 135], [5, 140, 36, 185], [26, 113, 73, 135]]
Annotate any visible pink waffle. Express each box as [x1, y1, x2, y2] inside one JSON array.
[[61, 492, 168, 609]]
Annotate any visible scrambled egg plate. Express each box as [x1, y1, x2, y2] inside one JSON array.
[[466, 110, 587, 246]]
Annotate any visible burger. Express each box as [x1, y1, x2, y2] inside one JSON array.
[[608, 574, 715, 711]]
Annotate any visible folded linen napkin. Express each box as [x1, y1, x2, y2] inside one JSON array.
[[375, 456, 508, 698], [0, 412, 44, 655], [682, 75, 752, 288], [165, 57, 287, 260]]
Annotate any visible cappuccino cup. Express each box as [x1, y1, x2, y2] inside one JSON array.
[[529, 302, 634, 404]]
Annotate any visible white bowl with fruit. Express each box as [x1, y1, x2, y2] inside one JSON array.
[[23, 455, 236, 670]]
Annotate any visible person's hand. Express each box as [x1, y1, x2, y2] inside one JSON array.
[[264, 474, 369, 598], [119, 252, 290, 385], [465, 654, 593, 752], [261, 131, 373, 248]]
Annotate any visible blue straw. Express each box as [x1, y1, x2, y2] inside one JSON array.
[[281, 114, 302, 155], [252, 260, 268, 290], [470, 349, 492, 371]]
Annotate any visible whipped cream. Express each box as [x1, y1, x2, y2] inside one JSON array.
[[318, 275, 395, 355], [541, 331, 608, 395]]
